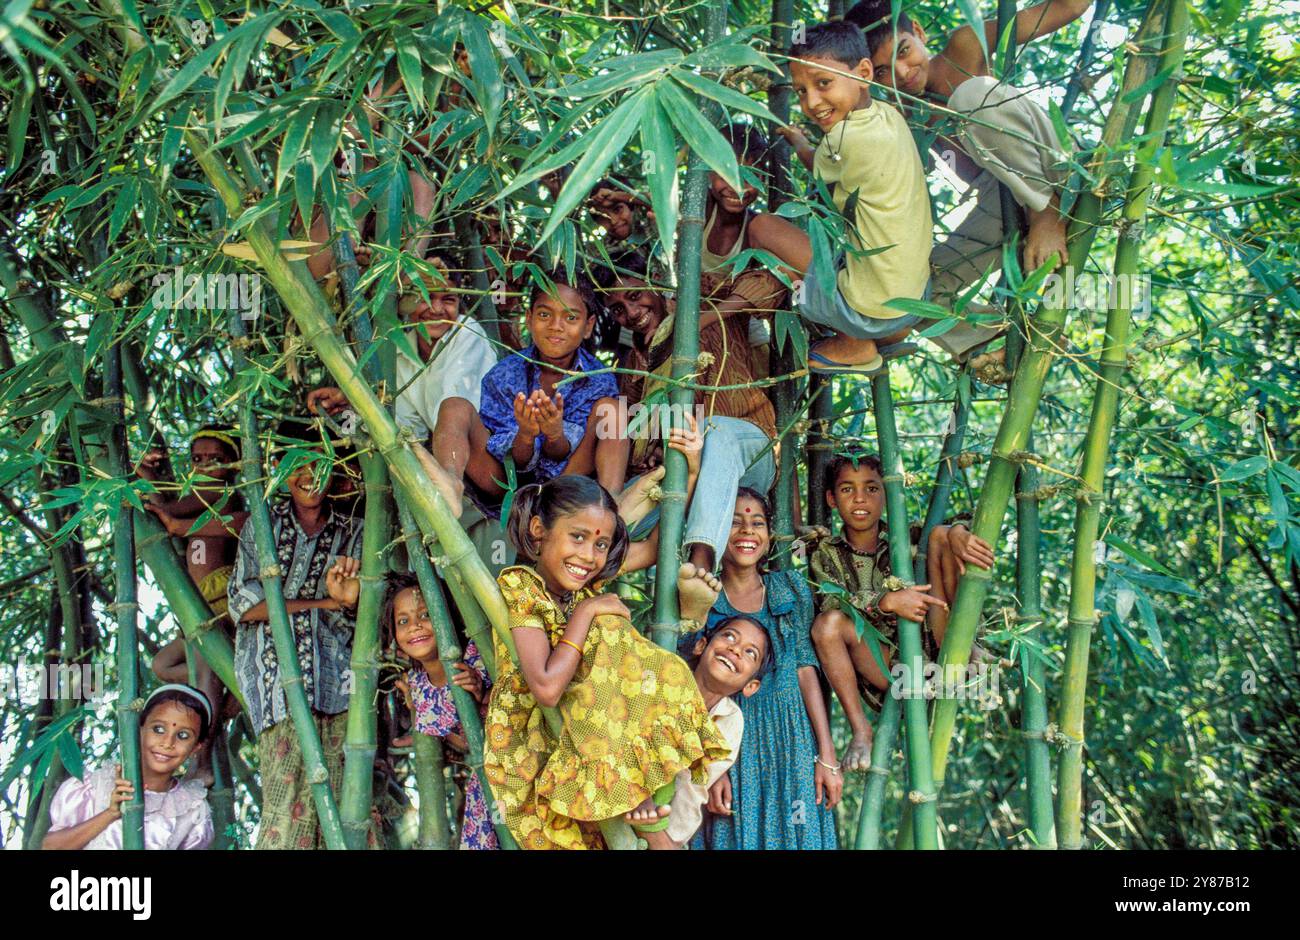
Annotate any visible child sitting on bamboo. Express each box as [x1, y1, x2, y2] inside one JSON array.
[[43, 684, 215, 850], [417, 270, 628, 519], [844, 0, 1085, 366], [631, 615, 773, 850], [384, 573, 497, 850], [136, 426, 248, 784], [780, 21, 932, 375], [483, 476, 731, 849], [809, 454, 994, 771]]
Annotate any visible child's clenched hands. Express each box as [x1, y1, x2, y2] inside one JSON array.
[[949, 525, 995, 573], [513, 392, 543, 438], [325, 556, 362, 609], [451, 662, 485, 703], [880, 583, 948, 623]]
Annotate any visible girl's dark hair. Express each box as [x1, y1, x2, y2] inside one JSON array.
[[844, 1, 917, 58], [529, 268, 601, 321], [700, 615, 776, 682], [505, 477, 629, 582], [732, 486, 773, 572], [141, 688, 212, 744], [825, 452, 884, 493], [381, 572, 422, 650], [789, 20, 872, 67], [721, 123, 771, 164]]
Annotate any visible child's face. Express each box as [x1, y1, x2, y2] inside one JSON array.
[[868, 27, 931, 96], [393, 587, 438, 663], [140, 701, 202, 777], [529, 505, 616, 595], [607, 275, 667, 338], [285, 451, 331, 510], [827, 462, 884, 534], [590, 196, 635, 241], [526, 284, 594, 363], [709, 166, 759, 216], [693, 619, 767, 698], [723, 495, 771, 570], [191, 438, 234, 482], [400, 261, 461, 348], [790, 55, 873, 131]]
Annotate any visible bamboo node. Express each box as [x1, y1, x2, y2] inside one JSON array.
[[866, 764, 890, 778], [442, 644, 462, 661], [107, 601, 140, 614], [907, 789, 937, 805], [259, 563, 284, 578], [882, 575, 908, 592], [695, 351, 715, 369], [309, 766, 328, 785], [86, 396, 125, 409], [1010, 450, 1042, 466], [956, 451, 983, 469], [125, 696, 146, 712]]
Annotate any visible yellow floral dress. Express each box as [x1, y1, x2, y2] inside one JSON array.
[[484, 565, 731, 850]]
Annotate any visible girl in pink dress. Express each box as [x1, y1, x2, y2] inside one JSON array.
[[43, 684, 214, 850]]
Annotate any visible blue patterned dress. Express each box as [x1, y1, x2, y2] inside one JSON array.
[[687, 569, 838, 850]]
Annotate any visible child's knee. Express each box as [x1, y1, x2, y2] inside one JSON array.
[[812, 608, 851, 646], [436, 395, 475, 428]]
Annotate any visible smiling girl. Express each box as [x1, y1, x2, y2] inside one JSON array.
[[689, 488, 840, 850], [483, 476, 730, 849], [43, 684, 214, 850]]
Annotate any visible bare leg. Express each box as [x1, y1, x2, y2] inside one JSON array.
[[812, 608, 892, 772], [687, 543, 714, 572], [564, 397, 628, 495], [927, 526, 955, 648], [430, 397, 508, 512]]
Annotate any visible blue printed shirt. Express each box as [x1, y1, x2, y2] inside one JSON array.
[[479, 344, 618, 481]]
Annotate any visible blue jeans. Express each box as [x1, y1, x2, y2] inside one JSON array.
[[628, 416, 776, 567]]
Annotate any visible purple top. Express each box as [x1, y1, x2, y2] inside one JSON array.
[[48, 765, 213, 850]]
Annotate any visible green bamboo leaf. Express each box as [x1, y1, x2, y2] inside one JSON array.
[[317, 8, 360, 42], [275, 102, 317, 194], [395, 26, 426, 112], [658, 78, 740, 192], [308, 100, 341, 190], [1134, 592, 1167, 663], [108, 178, 138, 242], [543, 49, 681, 99], [953, 0, 990, 70], [671, 70, 780, 124], [151, 18, 260, 113], [1219, 455, 1268, 482], [640, 91, 679, 265], [535, 86, 652, 247], [83, 310, 120, 373], [64, 180, 117, 211], [5, 84, 31, 180], [1104, 534, 1179, 579], [681, 31, 780, 74], [55, 730, 85, 781], [460, 14, 503, 137]]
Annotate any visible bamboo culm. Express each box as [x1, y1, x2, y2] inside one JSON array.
[[228, 313, 347, 850], [925, 0, 1172, 792], [396, 496, 518, 849], [413, 730, 452, 849], [1056, 0, 1188, 849], [105, 343, 145, 849]]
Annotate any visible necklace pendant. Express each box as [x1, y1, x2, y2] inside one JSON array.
[[831, 152, 842, 163]]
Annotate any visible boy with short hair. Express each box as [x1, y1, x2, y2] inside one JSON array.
[[844, 0, 1089, 362], [782, 22, 933, 375], [628, 615, 774, 849], [810, 454, 994, 770], [419, 271, 626, 518]]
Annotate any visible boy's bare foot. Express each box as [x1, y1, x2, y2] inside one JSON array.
[[969, 348, 1013, 385], [842, 730, 874, 773], [809, 334, 880, 368], [624, 795, 671, 826], [412, 444, 464, 519], [677, 562, 722, 623], [392, 734, 414, 749], [617, 465, 665, 528]]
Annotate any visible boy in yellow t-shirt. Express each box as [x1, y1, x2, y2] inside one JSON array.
[[781, 21, 931, 375]]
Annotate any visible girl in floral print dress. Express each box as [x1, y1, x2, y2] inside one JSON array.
[[386, 573, 497, 850], [484, 476, 731, 850]]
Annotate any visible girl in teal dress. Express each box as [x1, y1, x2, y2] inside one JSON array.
[[686, 488, 841, 849]]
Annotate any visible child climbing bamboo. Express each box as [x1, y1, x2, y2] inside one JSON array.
[[843, 0, 1087, 364], [483, 476, 731, 849], [780, 22, 932, 375], [631, 615, 773, 850], [809, 454, 994, 770], [384, 573, 497, 850], [137, 426, 248, 784], [43, 684, 215, 850]]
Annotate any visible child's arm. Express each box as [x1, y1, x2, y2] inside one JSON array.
[[777, 125, 817, 173], [797, 665, 843, 809], [513, 594, 630, 707], [42, 768, 131, 850], [940, 522, 996, 574], [530, 389, 573, 463], [879, 583, 948, 622], [948, 0, 1093, 74], [619, 415, 703, 574], [147, 504, 248, 539]]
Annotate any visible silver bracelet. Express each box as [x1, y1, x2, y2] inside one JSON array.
[[815, 755, 841, 775]]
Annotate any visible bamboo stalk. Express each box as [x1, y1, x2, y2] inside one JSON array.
[[870, 370, 938, 849], [228, 313, 347, 850], [859, 374, 972, 848], [650, 0, 728, 647], [925, 0, 1171, 793], [1056, 0, 1188, 849], [104, 343, 144, 849], [396, 496, 517, 849], [208, 726, 236, 850], [806, 377, 833, 528], [413, 730, 452, 849]]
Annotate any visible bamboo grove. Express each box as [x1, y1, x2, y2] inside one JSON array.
[[0, 0, 1297, 851]]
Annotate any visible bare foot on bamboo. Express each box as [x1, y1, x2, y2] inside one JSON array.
[[969, 348, 1013, 385], [812, 334, 879, 367], [677, 562, 722, 623], [617, 465, 665, 528], [413, 444, 464, 519], [842, 730, 873, 773], [624, 795, 670, 827]]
